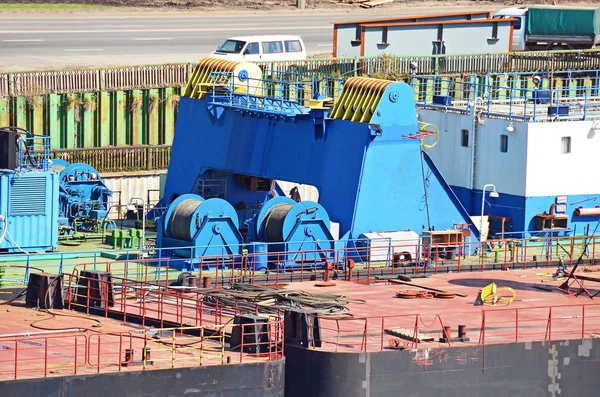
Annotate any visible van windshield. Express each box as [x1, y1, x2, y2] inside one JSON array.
[[216, 40, 246, 54]]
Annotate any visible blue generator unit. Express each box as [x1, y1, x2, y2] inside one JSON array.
[[0, 127, 59, 253]]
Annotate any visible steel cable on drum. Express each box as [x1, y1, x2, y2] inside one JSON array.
[[264, 203, 292, 242], [169, 198, 203, 241]]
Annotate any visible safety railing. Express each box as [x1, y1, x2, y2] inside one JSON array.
[[14, 133, 51, 172], [209, 70, 316, 117], [4, 50, 600, 97], [51, 145, 171, 173], [64, 269, 275, 329], [3, 234, 600, 288], [307, 313, 448, 352], [102, 64, 189, 92], [414, 74, 600, 121], [479, 303, 600, 346], [0, 321, 283, 381]]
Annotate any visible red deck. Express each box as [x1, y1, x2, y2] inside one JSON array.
[[282, 268, 600, 352], [2, 266, 600, 382]]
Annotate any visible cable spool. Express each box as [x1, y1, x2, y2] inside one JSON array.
[[169, 198, 203, 242], [255, 196, 332, 245], [264, 203, 293, 242], [163, 193, 241, 246]]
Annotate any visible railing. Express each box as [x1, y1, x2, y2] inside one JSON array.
[[51, 145, 171, 173], [102, 64, 189, 92], [64, 267, 275, 328], [414, 74, 600, 121], [209, 70, 315, 117], [16, 133, 51, 172], [0, 74, 9, 97], [0, 321, 283, 381], [6, 64, 190, 97], [479, 303, 600, 345], [2, 234, 599, 288], [307, 313, 448, 353], [3, 50, 600, 97]]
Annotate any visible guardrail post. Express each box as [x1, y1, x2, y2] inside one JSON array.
[[8, 73, 14, 96], [353, 58, 358, 77], [146, 146, 152, 170], [99, 69, 105, 92]]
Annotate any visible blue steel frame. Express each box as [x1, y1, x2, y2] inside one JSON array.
[[162, 68, 478, 249]]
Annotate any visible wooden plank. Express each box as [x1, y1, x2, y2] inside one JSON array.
[[575, 273, 600, 283], [387, 278, 468, 297], [384, 327, 434, 343]]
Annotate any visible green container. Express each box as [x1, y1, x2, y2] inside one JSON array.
[[527, 6, 600, 37]]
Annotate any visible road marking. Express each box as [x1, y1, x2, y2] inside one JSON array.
[[0, 26, 331, 34], [3, 39, 44, 42], [64, 48, 104, 52], [134, 38, 173, 41], [317, 43, 333, 47], [224, 23, 263, 26]]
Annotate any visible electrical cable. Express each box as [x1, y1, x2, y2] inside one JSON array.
[[4, 228, 28, 254], [28, 276, 102, 331], [0, 288, 27, 306], [0, 214, 7, 245], [419, 150, 431, 230]]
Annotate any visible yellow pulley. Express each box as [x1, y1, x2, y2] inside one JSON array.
[[418, 122, 439, 149]]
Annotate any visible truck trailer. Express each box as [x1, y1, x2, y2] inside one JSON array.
[[493, 5, 600, 51]]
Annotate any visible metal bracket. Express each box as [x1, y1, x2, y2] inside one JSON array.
[[369, 123, 383, 136]]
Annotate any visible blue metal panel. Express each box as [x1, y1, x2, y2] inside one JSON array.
[[164, 75, 477, 245], [0, 171, 58, 252]]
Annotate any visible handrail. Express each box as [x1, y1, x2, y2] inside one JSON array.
[[3, 50, 600, 97]]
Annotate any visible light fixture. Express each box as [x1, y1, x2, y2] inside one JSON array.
[[506, 122, 515, 132], [533, 75, 541, 87], [480, 184, 500, 241]]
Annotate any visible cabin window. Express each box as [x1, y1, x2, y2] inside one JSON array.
[[245, 42, 259, 55], [513, 18, 522, 30], [262, 41, 284, 54], [461, 129, 469, 147], [284, 40, 303, 53], [561, 137, 571, 154], [500, 134, 508, 153]]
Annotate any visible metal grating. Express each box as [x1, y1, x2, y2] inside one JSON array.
[[10, 176, 47, 216]]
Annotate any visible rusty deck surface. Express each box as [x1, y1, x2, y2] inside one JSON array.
[[280, 268, 600, 352], [0, 303, 268, 382]]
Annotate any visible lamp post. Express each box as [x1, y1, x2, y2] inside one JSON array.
[[480, 184, 499, 242], [128, 197, 145, 250]]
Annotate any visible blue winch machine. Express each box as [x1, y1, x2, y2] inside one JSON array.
[[250, 196, 335, 270], [156, 193, 243, 270]]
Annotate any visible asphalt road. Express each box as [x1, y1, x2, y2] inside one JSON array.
[[0, 12, 397, 71]]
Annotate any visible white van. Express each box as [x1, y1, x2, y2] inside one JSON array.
[[210, 35, 307, 62]]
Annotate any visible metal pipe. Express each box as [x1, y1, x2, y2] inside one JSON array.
[[129, 197, 145, 249], [0, 328, 84, 338]]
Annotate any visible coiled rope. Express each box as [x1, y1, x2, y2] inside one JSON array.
[[169, 198, 203, 241], [264, 203, 292, 242]]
